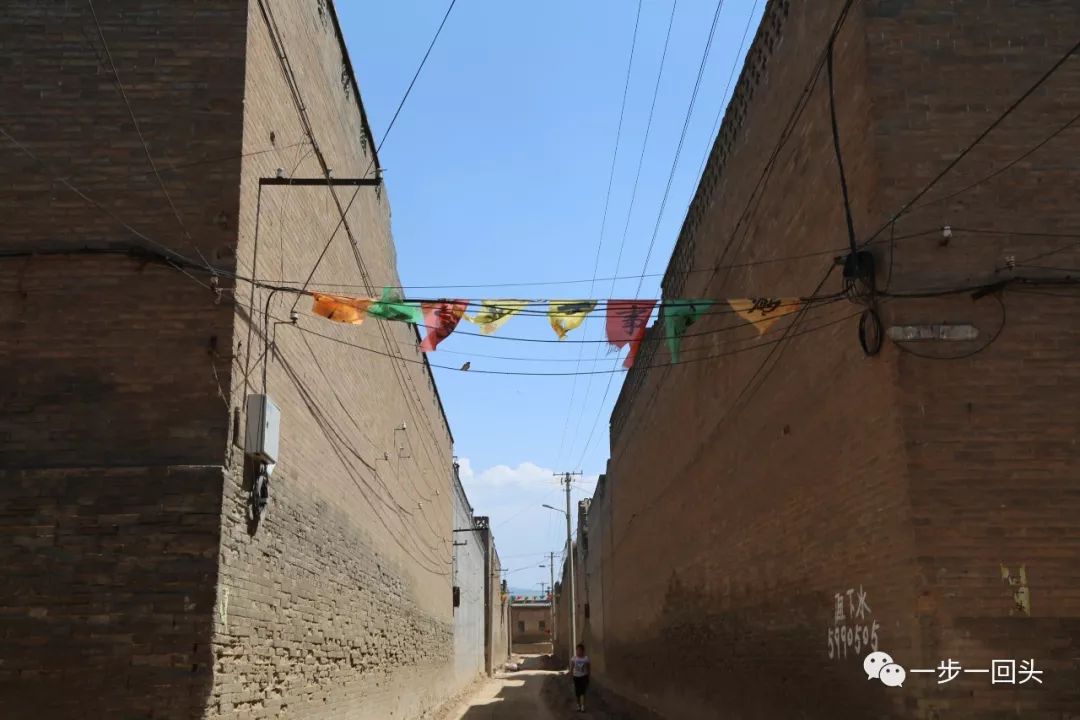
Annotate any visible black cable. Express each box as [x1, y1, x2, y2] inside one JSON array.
[[633, 0, 728, 296], [861, 36, 1080, 246], [287, 0, 458, 307], [912, 108, 1080, 212], [86, 0, 211, 270], [558, 0, 645, 465], [826, 39, 858, 257], [285, 301, 864, 377]]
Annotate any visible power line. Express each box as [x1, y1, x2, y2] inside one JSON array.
[[634, 0, 727, 298], [86, 0, 210, 270], [564, 0, 680, 468], [862, 35, 1080, 245], [557, 0, 645, 468], [288, 0, 458, 306]]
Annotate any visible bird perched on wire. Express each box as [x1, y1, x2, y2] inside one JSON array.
[[460, 362, 471, 371]]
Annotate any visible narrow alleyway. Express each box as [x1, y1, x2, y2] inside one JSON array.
[[443, 656, 557, 720], [442, 655, 642, 720]]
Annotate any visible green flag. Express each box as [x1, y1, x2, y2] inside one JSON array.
[[368, 287, 423, 325], [664, 300, 714, 362]]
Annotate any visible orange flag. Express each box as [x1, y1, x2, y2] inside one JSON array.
[[605, 300, 657, 368], [420, 300, 468, 352], [312, 293, 375, 325], [727, 297, 802, 335]]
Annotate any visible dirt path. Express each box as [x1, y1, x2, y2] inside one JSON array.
[[442, 655, 560, 720]]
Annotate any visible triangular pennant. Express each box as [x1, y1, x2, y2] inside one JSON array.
[[548, 300, 598, 339], [368, 287, 423, 325], [420, 300, 468, 352], [311, 293, 375, 325], [465, 300, 529, 335], [605, 300, 657, 368], [663, 300, 715, 362], [727, 297, 802, 335]]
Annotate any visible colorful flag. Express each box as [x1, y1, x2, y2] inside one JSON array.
[[664, 300, 715, 362], [727, 297, 802, 335], [466, 300, 530, 335], [605, 300, 657, 368], [548, 300, 598, 340], [368, 287, 423, 325], [311, 293, 375, 325], [420, 300, 468, 352]]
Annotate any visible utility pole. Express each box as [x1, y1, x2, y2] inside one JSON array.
[[547, 550, 556, 652], [554, 470, 582, 666]]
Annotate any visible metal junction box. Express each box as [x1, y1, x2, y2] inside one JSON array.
[[244, 394, 280, 464]]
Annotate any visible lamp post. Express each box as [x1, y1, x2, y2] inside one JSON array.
[[543, 501, 576, 666]]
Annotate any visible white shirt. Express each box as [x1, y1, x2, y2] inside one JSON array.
[[571, 655, 590, 677]]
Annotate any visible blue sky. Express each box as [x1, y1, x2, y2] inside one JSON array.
[[339, 0, 763, 592]]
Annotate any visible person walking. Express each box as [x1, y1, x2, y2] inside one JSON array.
[[569, 643, 591, 712]]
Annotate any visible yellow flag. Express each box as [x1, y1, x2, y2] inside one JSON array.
[[312, 293, 375, 325], [548, 300, 598, 339], [465, 300, 530, 335], [727, 297, 802, 335]]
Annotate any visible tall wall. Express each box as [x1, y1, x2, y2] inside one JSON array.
[[0, 1, 246, 717], [207, 1, 460, 718], [451, 474, 486, 686], [487, 545, 510, 672], [592, 1, 1080, 718]]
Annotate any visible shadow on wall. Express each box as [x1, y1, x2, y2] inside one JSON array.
[[603, 573, 898, 719]]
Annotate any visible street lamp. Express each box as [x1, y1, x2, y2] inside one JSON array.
[[542, 503, 576, 666]]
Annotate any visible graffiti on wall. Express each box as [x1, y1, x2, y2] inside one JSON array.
[[827, 585, 879, 660]]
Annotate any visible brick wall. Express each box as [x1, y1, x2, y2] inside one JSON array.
[[2, 1, 475, 718], [591, 1, 1080, 718], [204, 1, 462, 718], [451, 474, 486, 686], [0, 0, 245, 717]]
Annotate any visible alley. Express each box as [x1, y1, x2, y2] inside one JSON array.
[[443, 656, 557, 720]]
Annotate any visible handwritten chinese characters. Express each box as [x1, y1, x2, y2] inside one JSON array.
[[827, 585, 879, 660]]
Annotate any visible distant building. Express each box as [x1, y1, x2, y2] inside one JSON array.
[[510, 599, 552, 652]]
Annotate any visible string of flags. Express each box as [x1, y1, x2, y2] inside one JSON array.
[[311, 290, 805, 368]]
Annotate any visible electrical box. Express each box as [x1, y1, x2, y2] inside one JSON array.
[[245, 394, 280, 464]]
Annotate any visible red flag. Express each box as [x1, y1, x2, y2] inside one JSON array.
[[605, 300, 657, 368], [420, 300, 468, 352]]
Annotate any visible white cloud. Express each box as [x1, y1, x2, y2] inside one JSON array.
[[458, 458, 576, 489]]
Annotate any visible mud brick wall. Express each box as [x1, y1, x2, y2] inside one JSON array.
[[593, 1, 1080, 718]]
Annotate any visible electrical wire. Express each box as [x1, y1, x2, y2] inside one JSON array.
[[911, 108, 1080, 212], [557, 0, 646, 467], [288, 0, 458, 307], [563, 0, 680, 468], [86, 0, 211, 270], [861, 36, 1080, 245], [284, 301, 867, 377], [570, 0, 731, 467]]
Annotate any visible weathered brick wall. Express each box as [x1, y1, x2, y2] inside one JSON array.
[[205, 1, 461, 718], [593, 1, 1080, 718], [489, 548, 510, 670], [865, 2, 1080, 716], [0, 0, 245, 717]]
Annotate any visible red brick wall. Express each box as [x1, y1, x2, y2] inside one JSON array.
[[0, 1, 245, 717], [590, 1, 1080, 718]]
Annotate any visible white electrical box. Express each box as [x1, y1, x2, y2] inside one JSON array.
[[245, 394, 280, 464]]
